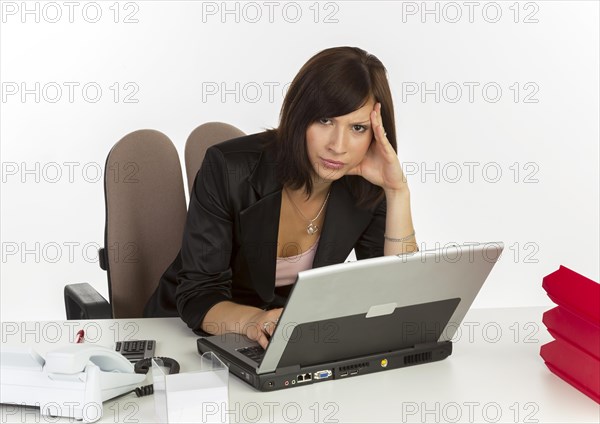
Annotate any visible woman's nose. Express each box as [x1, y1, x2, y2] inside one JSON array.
[[327, 129, 347, 154]]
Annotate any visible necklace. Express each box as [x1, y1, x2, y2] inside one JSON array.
[[284, 187, 331, 235]]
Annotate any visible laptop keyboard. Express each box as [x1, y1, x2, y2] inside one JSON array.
[[237, 346, 265, 363]]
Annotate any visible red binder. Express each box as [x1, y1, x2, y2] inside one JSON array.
[[541, 339, 600, 404], [542, 265, 599, 323], [543, 306, 600, 360], [540, 265, 600, 404]]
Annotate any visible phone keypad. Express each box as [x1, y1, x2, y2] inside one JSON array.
[[115, 339, 156, 362]]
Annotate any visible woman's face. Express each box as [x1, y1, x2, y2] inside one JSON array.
[[305, 98, 376, 184]]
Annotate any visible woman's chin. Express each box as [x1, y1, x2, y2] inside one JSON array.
[[312, 170, 343, 185]]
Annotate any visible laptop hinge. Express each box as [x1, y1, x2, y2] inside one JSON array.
[[414, 341, 450, 349], [274, 364, 301, 375]]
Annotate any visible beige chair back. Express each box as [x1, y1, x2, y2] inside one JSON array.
[[104, 130, 187, 318], [184, 122, 245, 194]]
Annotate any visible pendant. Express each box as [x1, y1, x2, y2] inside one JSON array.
[[307, 222, 318, 235]]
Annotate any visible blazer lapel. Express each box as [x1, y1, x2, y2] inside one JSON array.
[[312, 179, 374, 268], [239, 143, 283, 302]]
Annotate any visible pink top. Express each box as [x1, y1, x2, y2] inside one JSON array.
[[275, 237, 320, 287]]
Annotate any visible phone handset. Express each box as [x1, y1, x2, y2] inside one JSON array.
[[45, 344, 134, 374]]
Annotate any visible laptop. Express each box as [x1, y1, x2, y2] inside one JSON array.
[[197, 241, 504, 391]]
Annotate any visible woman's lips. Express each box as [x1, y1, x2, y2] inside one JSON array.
[[320, 157, 345, 170]]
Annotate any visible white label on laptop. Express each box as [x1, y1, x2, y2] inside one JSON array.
[[365, 302, 397, 318]]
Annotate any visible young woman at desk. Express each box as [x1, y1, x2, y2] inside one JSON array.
[[144, 46, 418, 348]]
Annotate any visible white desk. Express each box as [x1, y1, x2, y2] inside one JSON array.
[[1, 307, 599, 423]]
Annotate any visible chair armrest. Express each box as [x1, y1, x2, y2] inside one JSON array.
[[64, 283, 112, 319]]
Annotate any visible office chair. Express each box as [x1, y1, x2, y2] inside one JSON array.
[[184, 122, 245, 195], [64, 130, 187, 319]]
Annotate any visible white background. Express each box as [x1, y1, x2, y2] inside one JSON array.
[[1, 0, 598, 321]]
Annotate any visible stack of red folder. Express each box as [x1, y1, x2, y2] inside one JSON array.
[[540, 265, 600, 404]]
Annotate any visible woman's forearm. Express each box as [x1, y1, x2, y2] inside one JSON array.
[[201, 301, 264, 335], [383, 188, 418, 256]]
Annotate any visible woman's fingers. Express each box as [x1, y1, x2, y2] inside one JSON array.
[[255, 331, 270, 349], [370, 109, 379, 139], [263, 308, 283, 337], [245, 308, 283, 348], [245, 321, 270, 348]]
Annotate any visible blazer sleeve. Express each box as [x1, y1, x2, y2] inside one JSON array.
[[354, 197, 386, 260], [175, 146, 234, 331]]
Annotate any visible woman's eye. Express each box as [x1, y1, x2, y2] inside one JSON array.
[[352, 125, 367, 133], [319, 118, 331, 125]]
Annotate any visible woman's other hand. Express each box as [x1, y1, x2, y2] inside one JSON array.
[[347, 102, 408, 194], [242, 307, 283, 349]]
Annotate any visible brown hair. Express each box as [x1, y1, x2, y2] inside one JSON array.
[[268, 46, 397, 210]]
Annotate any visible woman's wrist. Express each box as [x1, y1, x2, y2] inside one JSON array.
[[384, 185, 410, 201], [201, 301, 263, 335], [238, 306, 267, 333], [383, 185, 416, 256]]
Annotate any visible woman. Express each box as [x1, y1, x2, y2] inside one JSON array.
[[144, 46, 417, 348]]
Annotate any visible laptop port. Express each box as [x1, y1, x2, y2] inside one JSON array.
[[313, 370, 332, 380], [296, 373, 312, 383], [340, 372, 349, 377], [350, 370, 359, 376]]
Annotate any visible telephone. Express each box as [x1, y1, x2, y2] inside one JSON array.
[[0, 344, 146, 423]]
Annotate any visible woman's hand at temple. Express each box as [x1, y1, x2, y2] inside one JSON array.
[[347, 102, 408, 194]]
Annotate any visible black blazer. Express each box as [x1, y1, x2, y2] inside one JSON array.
[[144, 131, 386, 331]]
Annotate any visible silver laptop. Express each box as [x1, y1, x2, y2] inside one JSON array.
[[197, 242, 504, 391]]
